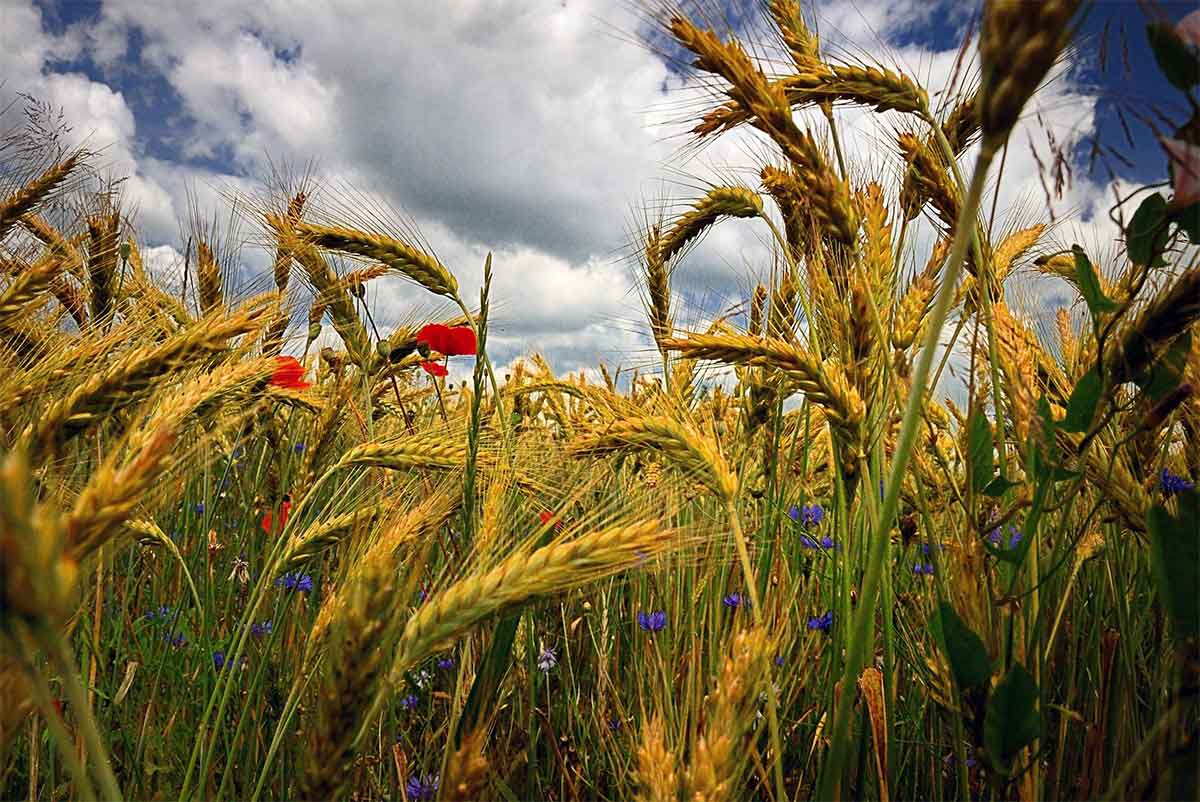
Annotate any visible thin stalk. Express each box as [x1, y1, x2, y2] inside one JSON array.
[[817, 146, 996, 801]]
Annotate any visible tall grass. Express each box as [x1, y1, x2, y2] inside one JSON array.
[[1, 3, 1198, 801]]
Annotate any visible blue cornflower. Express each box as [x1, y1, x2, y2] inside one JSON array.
[[722, 592, 746, 610], [399, 694, 420, 710], [799, 535, 820, 549], [789, 503, 825, 528], [213, 651, 226, 669], [608, 717, 623, 732], [416, 589, 428, 604], [637, 611, 667, 633], [145, 605, 173, 622], [920, 543, 944, 555], [807, 611, 834, 632], [167, 632, 186, 647], [913, 562, 935, 576], [1161, 468, 1195, 496], [988, 525, 1022, 550], [820, 535, 840, 550], [405, 773, 439, 802], [250, 621, 273, 638], [294, 442, 306, 454], [436, 656, 455, 671], [195, 502, 205, 514], [774, 655, 785, 667], [275, 572, 314, 594]]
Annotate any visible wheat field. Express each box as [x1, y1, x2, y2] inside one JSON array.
[[1, 2, 1198, 801]]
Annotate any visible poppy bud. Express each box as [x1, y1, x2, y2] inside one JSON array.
[[307, 322, 322, 343], [376, 341, 391, 360]]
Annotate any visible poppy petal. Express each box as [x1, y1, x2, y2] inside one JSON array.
[[270, 356, 311, 390], [445, 326, 477, 356], [416, 324, 454, 355], [420, 360, 449, 377]]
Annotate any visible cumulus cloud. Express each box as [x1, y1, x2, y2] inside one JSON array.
[[2, 0, 1133, 387]]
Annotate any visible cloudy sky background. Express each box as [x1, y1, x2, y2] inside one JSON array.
[[1, 0, 1191, 388]]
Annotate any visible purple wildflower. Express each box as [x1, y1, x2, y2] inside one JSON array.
[[1161, 468, 1195, 496], [250, 621, 273, 638], [294, 442, 306, 454], [774, 655, 785, 667], [789, 503, 825, 528], [722, 592, 746, 610], [637, 611, 667, 633], [404, 774, 439, 802], [538, 646, 558, 673], [275, 572, 314, 594], [195, 502, 205, 515], [436, 656, 455, 671], [913, 562, 935, 576], [807, 611, 834, 632], [163, 632, 186, 647], [213, 651, 226, 669], [399, 694, 419, 710]]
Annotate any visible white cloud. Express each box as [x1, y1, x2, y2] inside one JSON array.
[[2, 0, 1130, 389]]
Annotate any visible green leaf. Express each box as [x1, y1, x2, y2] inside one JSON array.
[[1060, 368, 1102, 433], [985, 663, 1041, 773], [968, 407, 994, 493], [1127, 194, 1170, 267], [931, 602, 992, 690], [1147, 489, 1200, 639], [1171, 201, 1200, 241], [1071, 246, 1117, 318], [983, 475, 1020, 498], [1136, 331, 1192, 402], [1147, 23, 1200, 91]]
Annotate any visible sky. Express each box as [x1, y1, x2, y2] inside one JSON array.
[[1, 0, 1191, 386]]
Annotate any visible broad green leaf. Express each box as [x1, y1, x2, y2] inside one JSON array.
[[983, 475, 1020, 498], [1126, 194, 1169, 267], [1060, 368, 1102, 433], [985, 663, 1041, 773], [931, 602, 992, 691], [1071, 247, 1117, 319], [1171, 201, 1200, 241], [1147, 23, 1200, 91], [1147, 489, 1200, 639], [968, 407, 994, 493]]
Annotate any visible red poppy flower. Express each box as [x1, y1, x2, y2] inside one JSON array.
[[261, 499, 291, 534], [420, 360, 449, 377], [417, 324, 476, 356], [270, 356, 310, 390], [539, 510, 554, 525]]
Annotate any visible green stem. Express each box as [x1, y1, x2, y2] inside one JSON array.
[[816, 146, 996, 801]]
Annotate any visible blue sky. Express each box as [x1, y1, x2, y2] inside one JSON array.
[[2, 0, 1189, 380]]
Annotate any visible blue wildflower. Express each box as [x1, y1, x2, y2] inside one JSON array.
[[799, 535, 820, 549], [213, 651, 226, 669], [399, 694, 420, 710], [436, 657, 455, 671], [250, 621, 273, 638], [1161, 468, 1195, 496], [988, 525, 1023, 550], [608, 716, 623, 731], [789, 503, 825, 528], [807, 611, 833, 632], [774, 655, 785, 667], [164, 632, 186, 647], [722, 592, 745, 610], [405, 773, 439, 802], [920, 543, 944, 555], [294, 442, 306, 454], [820, 535, 840, 550], [275, 572, 314, 594], [637, 611, 667, 633], [913, 562, 935, 576], [195, 502, 205, 515], [416, 589, 428, 604]]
